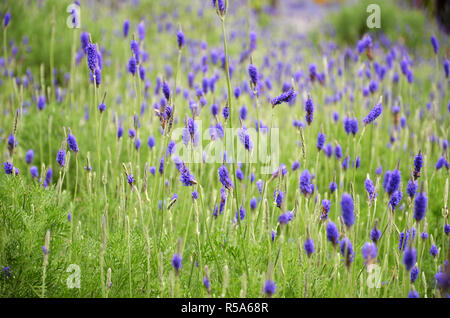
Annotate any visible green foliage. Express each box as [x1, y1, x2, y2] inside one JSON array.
[[329, 0, 429, 50]]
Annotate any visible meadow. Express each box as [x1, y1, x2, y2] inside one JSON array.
[[0, 0, 449, 298]]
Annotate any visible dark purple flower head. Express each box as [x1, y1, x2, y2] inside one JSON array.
[[250, 197, 257, 210], [430, 244, 438, 258], [30, 166, 39, 179], [37, 95, 46, 111], [430, 35, 439, 54], [344, 117, 358, 135], [389, 190, 402, 210], [299, 169, 313, 196], [212, 0, 226, 15], [335, 144, 342, 160], [341, 193, 354, 228], [445, 224, 450, 235], [364, 176, 376, 201], [305, 95, 314, 125], [362, 242, 377, 265], [123, 20, 130, 37], [278, 211, 294, 225], [435, 156, 449, 170], [67, 133, 79, 153], [248, 64, 258, 86], [179, 164, 196, 186], [340, 237, 354, 267], [128, 56, 137, 75], [56, 150, 66, 167], [240, 105, 247, 120], [7, 134, 17, 153], [4, 161, 13, 175], [274, 190, 284, 208], [271, 90, 297, 107], [414, 192, 427, 222], [177, 30, 185, 49], [218, 165, 233, 190], [171, 253, 182, 273], [403, 247, 417, 271], [370, 223, 381, 243], [238, 127, 253, 151], [321, 199, 331, 220], [444, 59, 450, 78], [413, 152, 423, 179], [222, 106, 229, 120], [386, 169, 401, 196], [406, 179, 418, 198], [292, 161, 301, 171], [363, 102, 383, 125], [317, 132, 325, 151], [329, 181, 337, 193], [304, 238, 315, 257], [127, 174, 135, 187], [264, 280, 276, 297], [162, 81, 171, 100], [128, 128, 136, 139], [326, 221, 339, 246], [86, 42, 98, 71], [408, 290, 419, 298], [4, 12, 11, 27]]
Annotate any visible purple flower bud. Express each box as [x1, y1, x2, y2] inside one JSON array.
[[341, 193, 354, 228]]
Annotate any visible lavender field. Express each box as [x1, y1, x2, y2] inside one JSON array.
[[0, 0, 449, 299]]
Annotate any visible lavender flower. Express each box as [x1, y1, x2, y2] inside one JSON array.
[[321, 199, 331, 220], [413, 152, 423, 179], [56, 150, 66, 167], [30, 166, 39, 179], [414, 192, 427, 222], [304, 238, 315, 257], [430, 35, 439, 54], [248, 64, 258, 86], [370, 222, 381, 244], [37, 95, 46, 111], [86, 42, 98, 71], [406, 180, 418, 198], [363, 102, 383, 125], [299, 169, 313, 196], [408, 290, 419, 298], [171, 254, 182, 274], [362, 242, 377, 265], [403, 247, 417, 271], [364, 176, 376, 201], [3, 12, 11, 27], [177, 30, 185, 49], [4, 161, 13, 175], [123, 20, 130, 37], [430, 244, 438, 258], [435, 156, 448, 170], [326, 221, 339, 247], [341, 193, 354, 228], [305, 95, 314, 125], [340, 237, 354, 267], [270, 90, 297, 107], [263, 280, 276, 297], [218, 165, 233, 190], [67, 133, 79, 153], [278, 211, 294, 225], [317, 132, 325, 151], [386, 169, 401, 196], [389, 190, 402, 211]]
